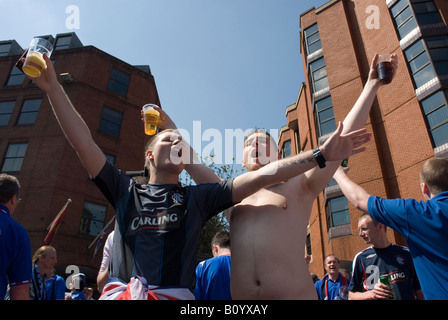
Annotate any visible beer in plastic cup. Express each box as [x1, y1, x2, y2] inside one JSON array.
[[377, 53, 394, 85], [22, 38, 53, 78], [142, 104, 160, 135]]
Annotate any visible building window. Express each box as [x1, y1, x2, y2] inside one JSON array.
[[54, 35, 72, 50], [310, 57, 329, 93], [315, 96, 337, 137], [390, 0, 418, 40], [306, 233, 312, 256], [282, 140, 291, 158], [390, 0, 444, 39], [405, 39, 437, 88], [6, 66, 26, 86], [79, 202, 106, 237], [99, 106, 123, 137], [0, 101, 15, 126], [326, 196, 350, 228], [426, 36, 448, 77], [421, 90, 448, 147], [1, 143, 28, 172], [107, 68, 130, 97], [0, 43, 11, 56], [304, 23, 322, 56], [17, 99, 42, 125], [412, 0, 443, 26]]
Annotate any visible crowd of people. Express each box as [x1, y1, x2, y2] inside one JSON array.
[[1, 48, 448, 300]]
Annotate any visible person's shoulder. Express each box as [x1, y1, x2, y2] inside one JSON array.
[[353, 246, 375, 261], [4, 217, 29, 237], [391, 243, 412, 256]]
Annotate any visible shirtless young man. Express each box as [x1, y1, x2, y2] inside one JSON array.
[[227, 53, 398, 300]]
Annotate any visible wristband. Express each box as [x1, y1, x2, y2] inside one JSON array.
[[313, 147, 326, 168]]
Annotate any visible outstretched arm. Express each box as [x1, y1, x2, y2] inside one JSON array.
[[305, 53, 398, 196], [232, 122, 371, 203], [30, 54, 105, 178], [332, 166, 371, 213]]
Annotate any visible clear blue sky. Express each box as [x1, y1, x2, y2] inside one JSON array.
[[1, 0, 329, 166]]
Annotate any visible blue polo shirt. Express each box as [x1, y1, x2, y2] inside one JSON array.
[[0, 204, 32, 299], [368, 192, 448, 300], [315, 274, 350, 300], [195, 255, 232, 300]]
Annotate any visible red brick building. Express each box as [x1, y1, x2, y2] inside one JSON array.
[[0, 32, 160, 291], [278, 0, 448, 277]]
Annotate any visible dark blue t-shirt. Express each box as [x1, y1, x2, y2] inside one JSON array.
[[93, 161, 234, 289], [349, 244, 420, 300]]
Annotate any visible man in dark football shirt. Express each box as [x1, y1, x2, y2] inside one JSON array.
[[348, 214, 424, 300]]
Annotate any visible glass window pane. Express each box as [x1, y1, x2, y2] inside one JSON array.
[[409, 52, 430, 73], [2, 143, 28, 172], [413, 2, 437, 14], [314, 77, 329, 92], [17, 113, 37, 125], [22, 99, 41, 112], [304, 24, 319, 38], [395, 6, 413, 26], [0, 101, 15, 126], [308, 32, 320, 46], [329, 197, 349, 212], [328, 196, 351, 227], [398, 17, 418, 39], [319, 107, 335, 123], [332, 209, 351, 226], [313, 67, 327, 81], [414, 64, 436, 87], [308, 40, 322, 55], [426, 36, 448, 49], [421, 91, 445, 114], [6, 66, 26, 86], [431, 122, 448, 147], [416, 12, 443, 25], [102, 107, 122, 124], [99, 107, 122, 137], [108, 68, 130, 96], [310, 58, 326, 73], [405, 40, 425, 61], [55, 36, 72, 50], [80, 202, 106, 236], [426, 107, 448, 128], [6, 143, 27, 157], [320, 118, 337, 136], [434, 61, 448, 76], [430, 48, 448, 61], [391, 0, 409, 18], [18, 99, 41, 125], [2, 158, 23, 172], [282, 140, 291, 158], [315, 96, 332, 112]]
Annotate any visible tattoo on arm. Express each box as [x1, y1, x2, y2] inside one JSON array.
[[279, 155, 315, 169]]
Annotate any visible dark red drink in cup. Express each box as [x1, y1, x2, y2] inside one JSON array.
[[377, 53, 394, 84]]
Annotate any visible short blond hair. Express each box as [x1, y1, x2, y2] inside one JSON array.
[[32, 246, 56, 265], [420, 158, 448, 195]]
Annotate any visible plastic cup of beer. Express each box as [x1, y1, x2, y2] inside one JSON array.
[[22, 37, 53, 78], [377, 53, 394, 85], [142, 104, 160, 135]]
